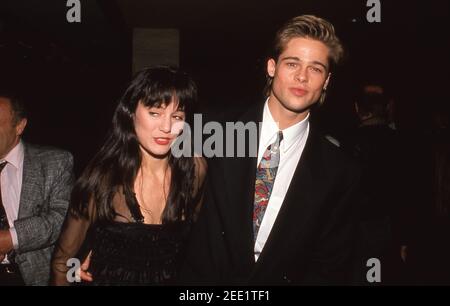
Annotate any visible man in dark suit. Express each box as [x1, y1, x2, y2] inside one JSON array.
[[181, 15, 362, 285], [0, 90, 74, 285], [343, 86, 408, 283]]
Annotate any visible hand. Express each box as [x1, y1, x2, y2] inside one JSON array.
[[0, 230, 13, 254], [79, 251, 93, 282]]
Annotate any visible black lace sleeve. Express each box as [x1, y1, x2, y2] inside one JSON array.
[[50, 204, 94, 286]]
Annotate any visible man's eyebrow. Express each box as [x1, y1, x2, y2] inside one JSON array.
[[280, 56, 301, 62], [280, 56, 328, 70]]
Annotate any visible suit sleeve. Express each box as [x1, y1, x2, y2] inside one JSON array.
[[14, 151, 74, 253]]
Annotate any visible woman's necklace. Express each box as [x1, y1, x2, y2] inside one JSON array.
[[136, 165, 168, 223]]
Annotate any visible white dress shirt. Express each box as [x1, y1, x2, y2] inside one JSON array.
[[1, 141, 24, 263], [254, 100, 310, 261]]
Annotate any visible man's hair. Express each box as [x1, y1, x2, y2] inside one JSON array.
[[265, 15, 344, 97], [272, 15, 343, 67], [0, 89, 27, 125], [356, 91, 389, 119]]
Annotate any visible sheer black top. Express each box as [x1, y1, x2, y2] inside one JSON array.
[[51, 158, 206, 285]]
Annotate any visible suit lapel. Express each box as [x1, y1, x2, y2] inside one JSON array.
[[221, 154, 256, 266], [216, 103, 264, 270], [18, 144, 42, 218]]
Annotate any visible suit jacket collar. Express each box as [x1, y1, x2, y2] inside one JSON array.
[[18, 143, 41, 218]]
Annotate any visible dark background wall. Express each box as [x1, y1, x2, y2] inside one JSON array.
[[0, 0, 448, 175]]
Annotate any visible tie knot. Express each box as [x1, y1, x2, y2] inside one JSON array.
[[0, 161, 7, 173], [270, 131, 283, 150], [277, 130, 283, 142]]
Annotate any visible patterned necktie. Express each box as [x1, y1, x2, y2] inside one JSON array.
[[253, 131, 283, 242], [0, 161, 9, 230]]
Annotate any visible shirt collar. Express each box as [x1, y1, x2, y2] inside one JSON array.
[[1, 141, 24, 170], [260, 98, 309, 153]]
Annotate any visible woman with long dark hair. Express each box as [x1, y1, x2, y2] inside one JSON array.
[[51, 66, 206, 285]]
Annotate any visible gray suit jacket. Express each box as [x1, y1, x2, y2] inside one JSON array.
[[13, 143, 74, 285]]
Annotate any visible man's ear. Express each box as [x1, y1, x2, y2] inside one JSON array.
[[15, 118, 27, 137], [267, 58, 276, 77], [324, 72, 331, 90]]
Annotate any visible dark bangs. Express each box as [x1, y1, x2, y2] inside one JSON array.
[[136, 66, 197, 116]]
